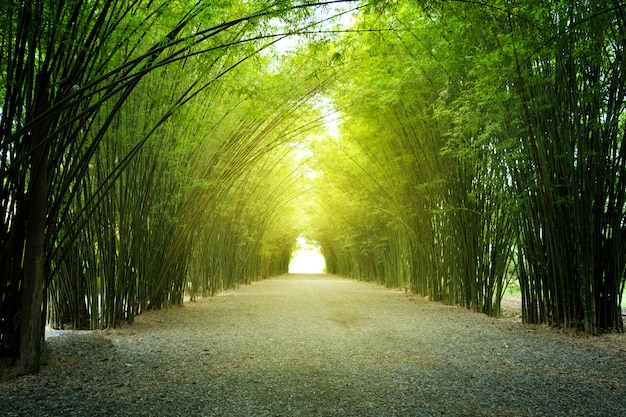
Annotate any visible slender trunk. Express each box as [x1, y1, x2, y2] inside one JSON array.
[[19, 73, 50, 374]]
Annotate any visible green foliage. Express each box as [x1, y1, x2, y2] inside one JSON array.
[[304, 1, 517, 315], [507, 1, 626, 333], [306, 0, 625, 332], [0, 0, 351, 370], [3, 0, 625, 375]]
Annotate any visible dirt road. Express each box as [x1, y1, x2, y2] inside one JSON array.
[[2, 274, 625, 416]]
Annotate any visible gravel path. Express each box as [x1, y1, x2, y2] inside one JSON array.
[[2, 273, 626, 416]]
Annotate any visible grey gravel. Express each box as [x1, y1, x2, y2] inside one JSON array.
[[1, 273, 625, 416]]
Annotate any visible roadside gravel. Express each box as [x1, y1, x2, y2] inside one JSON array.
[[1, 273, 625, 416]]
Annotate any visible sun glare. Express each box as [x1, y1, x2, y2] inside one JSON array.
[[289, 237, 326, 274]]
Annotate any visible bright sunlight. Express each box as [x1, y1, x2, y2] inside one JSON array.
[[288, 236, 326, 274]]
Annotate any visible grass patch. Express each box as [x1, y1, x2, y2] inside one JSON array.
[[507, 279, 626, 309], [506, 280, 521, 296]]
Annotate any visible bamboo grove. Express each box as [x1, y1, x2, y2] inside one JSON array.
[[1, 0, 625, 375], [0, 0, 344, 373], [312, 1, 626, 334]]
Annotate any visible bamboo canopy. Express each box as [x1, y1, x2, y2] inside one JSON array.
[[1, 0, 625, 374]]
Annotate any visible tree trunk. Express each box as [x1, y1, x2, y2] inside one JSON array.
[[19, 73, 50, 375], [19, 148, 47, 374]]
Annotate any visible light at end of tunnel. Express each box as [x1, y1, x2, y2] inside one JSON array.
[[289, 238, 326, 274]]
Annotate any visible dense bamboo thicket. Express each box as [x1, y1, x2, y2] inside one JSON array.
[[2, 0, 625, 375], [310, 2, 518, 317], [0, 0, 345, 373], [308, 1, 625, 333]]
